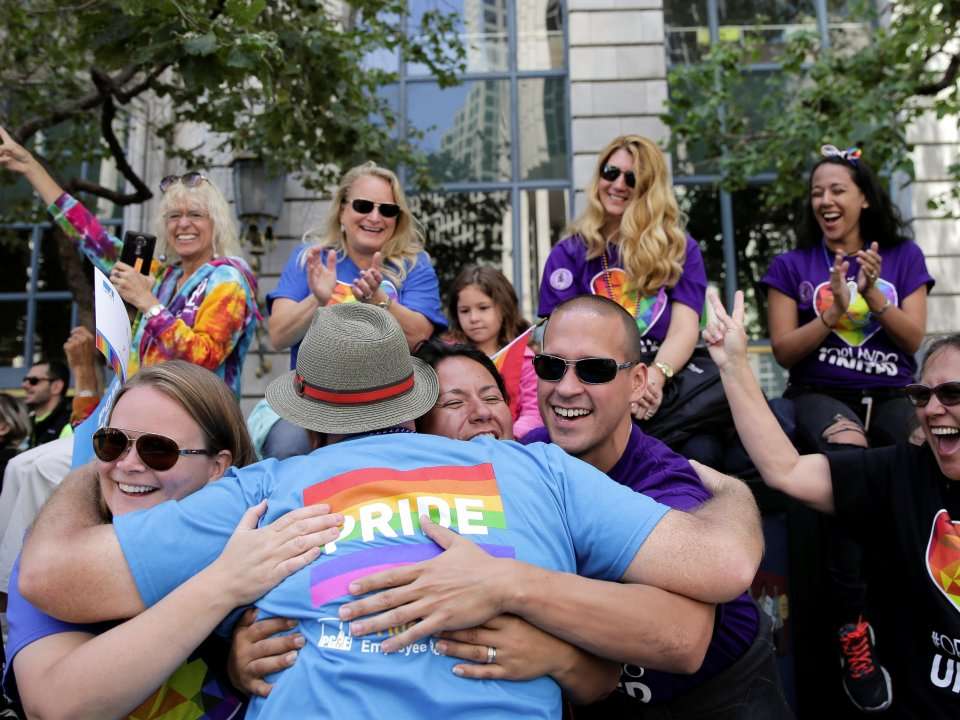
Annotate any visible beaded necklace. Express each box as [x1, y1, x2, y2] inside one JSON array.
[[600, 247, 641, 317]]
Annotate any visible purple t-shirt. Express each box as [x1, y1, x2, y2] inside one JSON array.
[[267, 245, 448, 368], [760, 241, 934, 388], [521, 425, 758, 705], [538, 235, 707, 353]]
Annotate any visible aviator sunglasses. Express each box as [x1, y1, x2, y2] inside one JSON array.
[[159, 172, 210, 193], [346, 198, 402, 218], [533, 353, 636, 385], [93, 427, 213, 471], [903, 381, 960, 408], [600, 164, 637, 189]]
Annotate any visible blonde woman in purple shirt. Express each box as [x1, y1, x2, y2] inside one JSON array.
[[760, 146, 934, 713], [538, 135, 707, 428]]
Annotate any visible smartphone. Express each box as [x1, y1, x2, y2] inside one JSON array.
[[120, 231, 157, 275]]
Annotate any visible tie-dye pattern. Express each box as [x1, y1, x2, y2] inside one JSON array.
[[50, 194, 257, 397]]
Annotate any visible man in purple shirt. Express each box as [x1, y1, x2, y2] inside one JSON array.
[[523, 295, 791, 717]]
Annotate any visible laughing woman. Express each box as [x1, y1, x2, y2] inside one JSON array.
[[0, 127, 258, 397]]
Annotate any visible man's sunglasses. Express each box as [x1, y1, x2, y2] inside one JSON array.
[[159, 172, 210, 193], [600, 164, 636, 189], [533, 353, 636, 385], [347, 198, 401, 218], [92, 427, 213, 471], [904, 381, 960, 408], [22, 376, 51, 386]]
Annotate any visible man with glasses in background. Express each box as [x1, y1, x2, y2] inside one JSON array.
[[21, 360, 71, 449]]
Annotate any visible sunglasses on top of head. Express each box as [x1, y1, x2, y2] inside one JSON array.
[[904, 381, 960, 408], [346, 198, 401, 218], [159, 172, 210, 193], [600, 164, 637, 189], [533, 353, 636, 385], [93, 427, 214, 472]]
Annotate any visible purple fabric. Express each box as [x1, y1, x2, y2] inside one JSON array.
[[520, 425, 759, 705], [760, 240, 934, 388], [537, 235, 707, 353]]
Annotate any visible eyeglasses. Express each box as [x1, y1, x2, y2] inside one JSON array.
[[159, 172, 209, 193], [22, 376, 51, 386], [600, 164, 637, 189], [904, 381, 960, 408], [533, 353, 636, 385], [347, 198, 401, 218], [92, 427, 213, 471]]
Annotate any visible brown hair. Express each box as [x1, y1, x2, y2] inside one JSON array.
[[567, 134, 687, 297], [446, 265, 530, 350], [110, 361, 256, 468]]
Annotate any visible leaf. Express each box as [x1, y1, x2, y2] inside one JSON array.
[[184, 32, 218, 56]]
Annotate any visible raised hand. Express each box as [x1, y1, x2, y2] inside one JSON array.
[[0, 126, 34, 174], [305, 247, 338, 305], [855, 241, 883, 292], [701, 288, 747, 370], [351, 252, 386, 304], [827, 250, 851, 315]]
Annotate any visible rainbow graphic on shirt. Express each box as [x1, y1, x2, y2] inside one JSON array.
[[328, 279, 399, 306], [590, 267, 668, 337], [813, 278, 897, 347], [304, 463, 513, 607], [926, 509, 960, 614]]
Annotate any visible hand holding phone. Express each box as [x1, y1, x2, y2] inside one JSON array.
[[120, 231, 157, 275]]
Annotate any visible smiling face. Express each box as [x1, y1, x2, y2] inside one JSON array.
[[597, 147, 636, 229], [339, 174, 399, 259], [917, 346, 960, 481], [810, 162, 868, 252], [538, 307, 644, 471], [164, 201, 215, 264], [97, 386, 226, 516], [420, 356, 513, 442], [456, 284, 503, 354]]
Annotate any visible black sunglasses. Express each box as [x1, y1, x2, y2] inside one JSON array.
[[533, 353, 636, 385], [22, 376, 51, 386], [159, 172, 209, 193], [93, 427, 213, 471], [600, 164, 636, 189], [347, 198, 401, 218], [904, 381, 960, 408]]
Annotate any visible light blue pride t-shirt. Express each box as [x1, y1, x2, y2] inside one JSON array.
[[113, 434, 669, 720]]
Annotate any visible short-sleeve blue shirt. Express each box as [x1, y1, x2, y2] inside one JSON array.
[[267, 246, 448, 367], [113, 434, 669, 720]]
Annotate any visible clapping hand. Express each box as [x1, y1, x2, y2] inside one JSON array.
[[351, 252, 386, 304], [305, 247, 338, 305]]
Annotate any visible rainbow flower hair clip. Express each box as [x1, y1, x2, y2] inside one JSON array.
[[821, 144, 862, 165]]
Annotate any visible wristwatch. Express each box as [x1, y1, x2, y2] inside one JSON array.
[[144, 303, 165, 320], [377, 297, 393, 311], [653, 361, 675, 381]]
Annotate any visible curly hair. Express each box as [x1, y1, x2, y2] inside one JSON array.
[[300, 161, 424, 287], [445, 265, 530, 349], [154, 178, 245, 262], [567, 135, 687, 297], [797, 155, 909, 250]]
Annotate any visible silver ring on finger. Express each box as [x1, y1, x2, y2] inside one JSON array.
[[486, 646, 497, 664]]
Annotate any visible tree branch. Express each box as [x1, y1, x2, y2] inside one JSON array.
[[916, 53, 960, 95], [14, 65, 139, 141]]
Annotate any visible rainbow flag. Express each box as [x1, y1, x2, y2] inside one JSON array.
[[305, 463, 514, 606], [95, 330, 126, 380], [491, 322, 540, 419]]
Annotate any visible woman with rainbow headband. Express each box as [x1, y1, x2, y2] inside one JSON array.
[[537, 135, 707, 440], [760, 145, 934, 712], [261, 161, 445, 458], [0, 127, 259, 399]]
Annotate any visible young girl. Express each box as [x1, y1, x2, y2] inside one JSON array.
[[445, 265, 542, 438]]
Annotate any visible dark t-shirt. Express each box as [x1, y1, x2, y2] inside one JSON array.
[[829, 443, 960, 718], [522, 425, 759, 705]]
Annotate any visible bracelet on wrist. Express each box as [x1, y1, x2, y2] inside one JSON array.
[[872, 298, 892, 316], [820, 313, 835, 329]]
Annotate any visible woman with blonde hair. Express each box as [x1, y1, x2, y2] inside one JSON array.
[[538, 134, 706, 425], [261, 161, 445, 458], [0, 127, 259, 398]]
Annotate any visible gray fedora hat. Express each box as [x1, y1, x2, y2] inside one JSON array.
[[266, 303, 439, 434]]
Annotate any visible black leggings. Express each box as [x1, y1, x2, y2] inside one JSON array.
[[785, 387, 914, 625]]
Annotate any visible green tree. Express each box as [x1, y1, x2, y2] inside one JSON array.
[[0, 0, 464, 211], [663, 0, 960, 331]]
